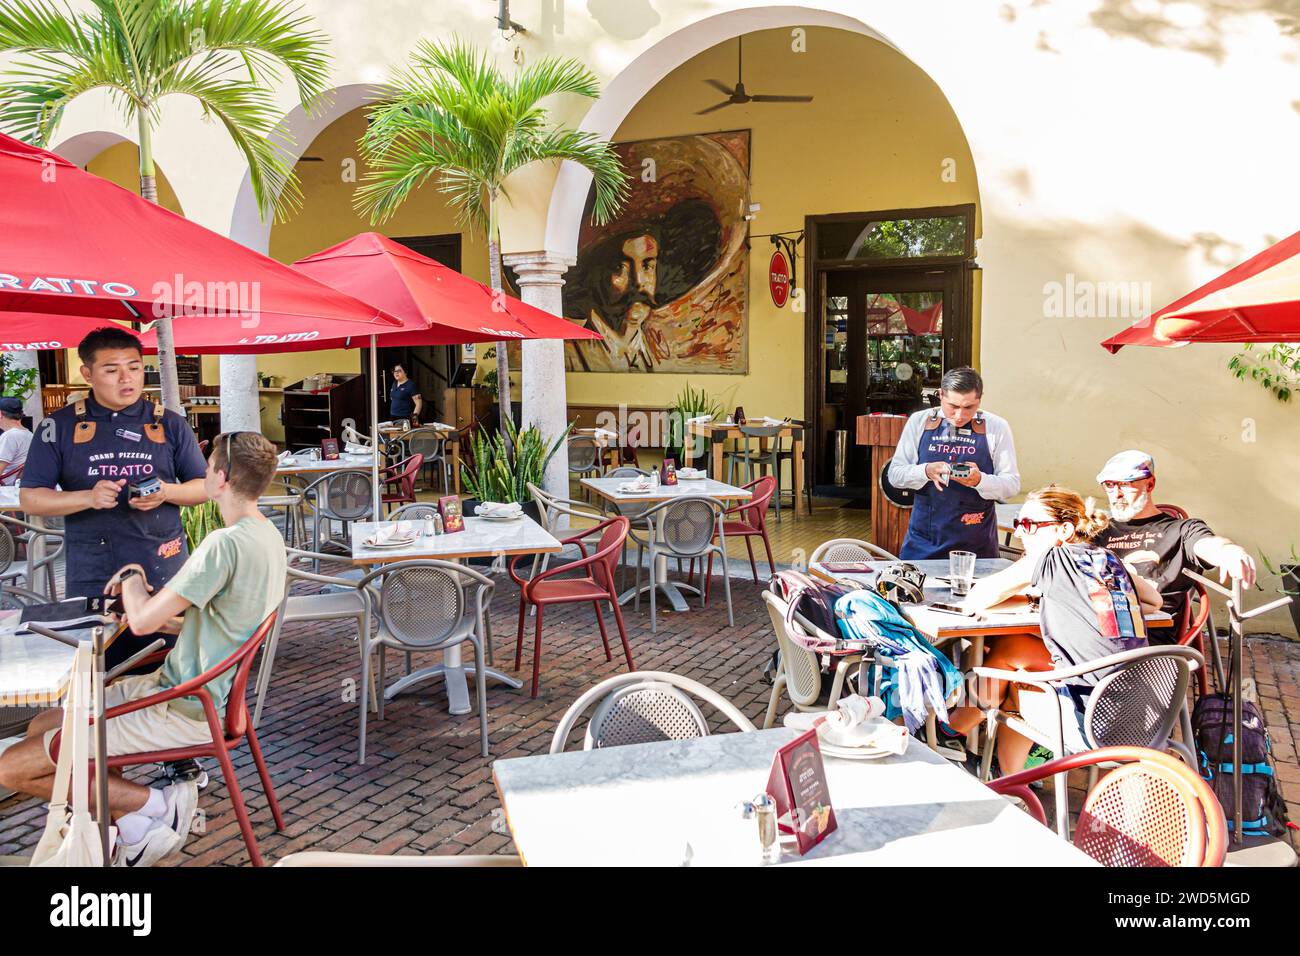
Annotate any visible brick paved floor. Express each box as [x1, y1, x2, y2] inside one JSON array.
[[2, 561, 1297, 865]]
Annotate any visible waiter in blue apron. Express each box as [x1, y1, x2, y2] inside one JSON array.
[[887, 366, 1020, 560], [21, 326, 209, 670]]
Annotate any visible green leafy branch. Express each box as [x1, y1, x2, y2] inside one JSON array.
[[1228, 344, 1299, 403]]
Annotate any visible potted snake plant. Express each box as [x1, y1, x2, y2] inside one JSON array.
[[460, 417, 572, 525], [666, 383, 721, 467]]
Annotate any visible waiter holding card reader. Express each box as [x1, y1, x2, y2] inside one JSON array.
[[21, 327, 209, 669], [887, 367, 1020, 560]]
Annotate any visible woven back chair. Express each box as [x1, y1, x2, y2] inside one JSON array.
[[988, 747, 1227, 867], [809, 537, 899, 565], [568, 436, 601, 472], [760, 591, 864, 728], [975, 645, 1202, 837], [389, 503, 440, 522], [550, 671, 755, 753], [638, 496, 731, 633], [354, 560, 495, 761]]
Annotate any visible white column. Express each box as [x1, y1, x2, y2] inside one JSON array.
[[502, 251, 575, 497], [219, 354, 262, 433]]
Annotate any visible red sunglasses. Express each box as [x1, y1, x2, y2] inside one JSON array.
[[1012, 517, 1059, 534]]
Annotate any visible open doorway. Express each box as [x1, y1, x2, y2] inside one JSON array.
[[365, 233, 463, 424], [805, 205, 976, 496]]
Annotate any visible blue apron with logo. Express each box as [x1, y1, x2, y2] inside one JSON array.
[[60, 398, 190, 600], [899, 411, 999, 560]]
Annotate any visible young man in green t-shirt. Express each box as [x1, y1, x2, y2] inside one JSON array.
[[0, 431, 286, 867]]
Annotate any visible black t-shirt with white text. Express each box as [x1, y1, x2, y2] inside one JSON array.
[[1094, 513, 1215, 626]]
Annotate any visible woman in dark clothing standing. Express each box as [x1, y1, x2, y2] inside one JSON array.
[[389, 363, 422, 422]]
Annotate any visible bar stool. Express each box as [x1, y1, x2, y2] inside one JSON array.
[[723, 425, 789, 521]]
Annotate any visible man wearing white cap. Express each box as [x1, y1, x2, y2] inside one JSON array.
[[1093, 449, 1256, 639]]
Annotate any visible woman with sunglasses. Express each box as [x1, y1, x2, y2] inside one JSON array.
[[945, 484, 1162, 774]]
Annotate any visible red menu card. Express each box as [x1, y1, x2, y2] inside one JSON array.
[[438, 495, 464, 533], [320, 438, 340, 460], [766, 728, 836, 854]]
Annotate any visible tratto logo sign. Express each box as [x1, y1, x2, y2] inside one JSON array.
[[769, 250, 791, 308]]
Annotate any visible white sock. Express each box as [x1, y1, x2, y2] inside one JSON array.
[[116, 811, 157, 845], [139, 787, 166, 818], [115, 788, 167, 846]]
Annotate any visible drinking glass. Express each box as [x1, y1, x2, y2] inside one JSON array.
[[949, 550, 976, 596]]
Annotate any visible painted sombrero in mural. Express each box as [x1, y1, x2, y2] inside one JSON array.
[[564, 130, 751, 374]]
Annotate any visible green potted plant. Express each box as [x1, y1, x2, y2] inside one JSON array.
[[666, 383, 721, 466], [181, 500, 223, 552], [460, 417, 571, 523], [1260, 547, 1300, 638]]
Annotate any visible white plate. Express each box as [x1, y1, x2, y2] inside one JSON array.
[[363, 536, 417, 549], [818, 742, 895, 760], [476, 513, 523, 522]]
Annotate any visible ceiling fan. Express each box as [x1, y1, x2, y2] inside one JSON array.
[[696, 36, 813, 115]]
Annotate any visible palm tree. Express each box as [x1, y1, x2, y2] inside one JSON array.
[[0, 0, 330, 413], [355, 37, 629, 447]]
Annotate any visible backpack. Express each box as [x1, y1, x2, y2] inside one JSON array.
[[768, 571, 853, 652], [1192, 693, 1292, 841]]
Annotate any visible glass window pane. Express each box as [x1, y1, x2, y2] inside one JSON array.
[[816, 214, 967, 261]]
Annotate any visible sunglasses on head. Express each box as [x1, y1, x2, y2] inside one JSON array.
[[218, 431, 252, 484], [1012, 516, 1059, 534]]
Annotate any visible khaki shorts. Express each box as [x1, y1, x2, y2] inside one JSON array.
[[1015, 684, 1090, 754], [43, 673, 213, 762]]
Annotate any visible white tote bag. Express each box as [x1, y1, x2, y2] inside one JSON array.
[[31, 643, 113, 867]]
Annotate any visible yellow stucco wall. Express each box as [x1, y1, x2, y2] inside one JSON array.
[[563, 27, 980, 424]]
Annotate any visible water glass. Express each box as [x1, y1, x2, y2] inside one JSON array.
[[949, 550, 976, 596]]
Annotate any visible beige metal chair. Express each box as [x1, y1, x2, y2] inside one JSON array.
[[0, 514, 65, 599], [637, 496, 732, 633], [567, 435, 602, 497], [251, 547, 379, 728], [974, 644, 1204, 839], [809, 537, 898, 564], [354, 559, 495, 763], [760, 591, 863, 728], [551, 671, 755, 753]]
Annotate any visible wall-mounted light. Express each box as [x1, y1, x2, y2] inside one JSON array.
[[496, 0, 527, 39]]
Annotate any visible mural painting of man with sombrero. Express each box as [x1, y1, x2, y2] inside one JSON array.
[[564, 130, 750, 374]]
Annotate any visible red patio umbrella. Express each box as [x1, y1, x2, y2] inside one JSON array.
[[0, 314, 137, 352], [1102, 230, 1300, 352], [138, 232, 600, 353], [0, 133, 399, 348], [139, 231, 602, 514]]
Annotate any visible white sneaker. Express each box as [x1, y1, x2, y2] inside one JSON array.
[[114, 822, 182, 867], [160, 780, 199, 847]]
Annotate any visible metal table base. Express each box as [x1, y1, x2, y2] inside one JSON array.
[[382, 644, 521, 716]]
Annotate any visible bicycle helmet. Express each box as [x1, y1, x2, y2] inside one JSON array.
[[874, 562, 927, 606]]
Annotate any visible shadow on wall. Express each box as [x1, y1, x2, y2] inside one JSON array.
[[999, 0, 1300, 63], [977, 208, 1300, 586], [587, 0, 661, 41]]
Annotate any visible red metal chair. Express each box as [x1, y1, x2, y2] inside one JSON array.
[[509, 516, 633, 697], [51, 611, 284, 867], [197, 439, 210, 457], [381, 453, 424, 507], [0, 462, 23, 485], [1156, 502, 1218, 695], [702, 475, 776, 601], [988, 746, 1227, 867], [1176, 581, 1213, 697]]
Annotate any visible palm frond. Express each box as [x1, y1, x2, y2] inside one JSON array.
[[357, 37, 629, 232]]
